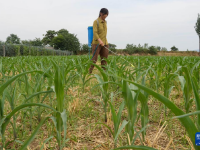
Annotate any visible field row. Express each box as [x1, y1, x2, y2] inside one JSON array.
[[0, 56, 200, 149]]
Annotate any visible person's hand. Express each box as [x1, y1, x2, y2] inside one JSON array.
[[98, 39, 104, 46]]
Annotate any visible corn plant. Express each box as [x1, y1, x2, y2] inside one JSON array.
[[122, 80, 139, 143], [109, 100, 127, 148], [120, 75, 200, 149], [0, 71, 56, 149], [73, 58, 94, 92], [50, 60, 68, 150], [0, 67, 69, 149], [113, 145, 157, 150], [4, 85, 18, 139], [163, 73, 176, 116], [93, 64, 109, 122], [138, 77, 149, 142], [178, 72, 192, 113]]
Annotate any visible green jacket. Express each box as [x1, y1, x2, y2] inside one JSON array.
[[92, 17, 108, 45]]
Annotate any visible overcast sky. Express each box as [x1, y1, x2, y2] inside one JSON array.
[[0, 0, 199, 50]]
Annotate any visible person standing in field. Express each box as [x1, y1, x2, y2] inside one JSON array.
[[89, 8, 109, 74]]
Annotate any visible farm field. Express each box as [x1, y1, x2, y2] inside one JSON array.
[[0, 55, 200, 150]]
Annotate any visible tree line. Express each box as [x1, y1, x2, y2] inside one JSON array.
[[0, 30, 181, 56], [2, 29, 80, 54]]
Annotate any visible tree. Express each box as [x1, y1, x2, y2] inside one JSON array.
[[126, 44, 135, 50], [108, 43, 117, 53], [138, 43, 142, 48], [171, 46, 179, 51], [51, 29, 80, 54], [42, 29, 80, 54], [161, 47, 167, 51], [144, 43, 148, 49], [21, 38, 43, 46], [21, 40, 31, 45], [30, 38, 43, 46], [0, 41, 4, 44], [194, 14, 200, 54], [42, 30, 57, 46], [6, 34, 20, 44], [149, 46, 157, 55], [156, 46, 161, 51], [57, 29, 69, 35], [81, 44, 89, 52], [52, 34, 65, 50], [108, 43, 117, 49], [62, 33, 80, 54]]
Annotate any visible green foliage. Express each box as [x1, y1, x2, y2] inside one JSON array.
[[21, 40, 30, 45], [6, 34, 20, 44], [161, 47, 168, 51], [0, 43, 70, 57], [109, 100, 127, 147], [2, 56, 200, 149], [61, 33, 80, 54], [0, 41, 5, 44], [124, 43, 159, 55], [42, 29, 81, 54], [124, 44, 148, 55], [108, 43, 117, 49], [81, 44, 89, 52], [171, 46, 179, 51], [52, 34, 65, 50], [42, 30, 57, 46], [138, 43, 142, 48], [30, 38, 43, 46], [143, 43, 148, 49], [156, 46, 161, 51], [194, 14, 200, 53], [119, 44, 167, 54], [94, 64, 109, 122], [108, 43, 117, 53], [195, 14, 200, 37], [21, 38, 42, 46], [148, 46, 157, 55], [122, 81, 138, 142], [57, 29, 69, 35]]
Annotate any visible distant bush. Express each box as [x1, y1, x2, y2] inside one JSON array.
[[124, 44, 149, 55], [171, 46, 179, 51], [108, 43, 117, 54], [148, 46, 157, 55], [161, 47, 168, 51], [81, 44, 90, 52]]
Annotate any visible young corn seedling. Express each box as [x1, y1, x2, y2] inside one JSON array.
[[137, 74, 149, 142], [178, 70, 192, 114], [93, 64, 109, 122], [109, 99, 128, 148], [73, 58, 94, 92], [122, 80, 139, 143], [163, 73, 176, 116], [50, 60, 75, 149], [120, 76, 200, 150], [4, 84, 18, 139], [0, 71, 56, 149]]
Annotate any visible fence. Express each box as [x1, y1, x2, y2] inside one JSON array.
[[0, 43, 73, 57]]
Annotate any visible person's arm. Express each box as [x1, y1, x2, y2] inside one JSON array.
[[98, 39, 104, 46], [93, 20, 104, 46]]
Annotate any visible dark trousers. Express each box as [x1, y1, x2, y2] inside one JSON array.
[[89, 44, 109, 73]]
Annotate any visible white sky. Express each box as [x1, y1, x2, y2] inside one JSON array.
[[0, 0, 199, 51]]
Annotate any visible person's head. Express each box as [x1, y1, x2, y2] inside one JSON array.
[[99, 8, 109, 20]]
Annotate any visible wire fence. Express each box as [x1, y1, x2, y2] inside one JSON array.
[[0, 43, 73, 57]]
